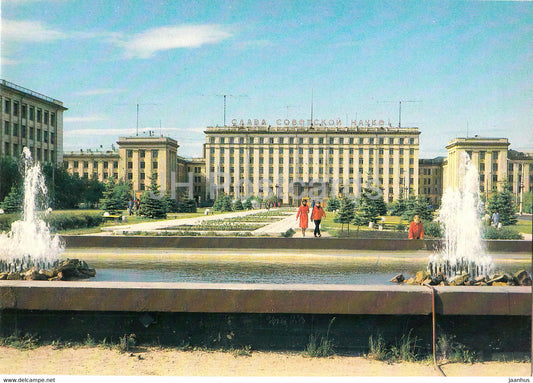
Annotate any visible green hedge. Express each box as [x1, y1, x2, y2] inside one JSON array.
[[482, 226, 523, 240], [45, 212, 104, 232], [0, 213, 19, 232]]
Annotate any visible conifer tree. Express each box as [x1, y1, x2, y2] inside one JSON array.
[[334, 197, 355, 233], [243, 198, 253, 210], [139, 176, 167, 219], [487, 187, 517, 226], [99, 178, 123, 214], [352, 189, 380, 229], [233, 199, 244, 211], [1, 186, 23, 213]]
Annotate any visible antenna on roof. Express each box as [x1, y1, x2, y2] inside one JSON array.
[[310, 89, 314, 128]]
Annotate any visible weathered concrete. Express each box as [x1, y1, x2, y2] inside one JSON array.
[[0, 281, 530, 316], [60, 235, 532, 252]]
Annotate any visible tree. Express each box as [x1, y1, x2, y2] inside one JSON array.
[[179, 198, 197, 213], [138, 176, 167, 219], [400, 196, 434, 222], [0, 157, 21, 202], [326, 198, 340, 212], [522, 191, 533, 214], [487, 188, 517, 226], [164, 192, 179, 213], [233, 199, 244, 211], [389, 194, 407, 216], [352, 190, 380, 229], [243, 198, 253, 210], [99, 178, 124, 214], [334, 197, 355, 233], [213, 194, 233, 212], [1, 186, 23, 213]]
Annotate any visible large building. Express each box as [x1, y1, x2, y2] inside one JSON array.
[[204, 123, 421, 204], [0, 79, 67, 165], [117, 135, 181, 197], [418, 157, 444, 207], [63, 148, 120, 182]]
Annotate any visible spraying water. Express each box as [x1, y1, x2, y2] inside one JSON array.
[[0, 147, 63, 272], [428, 152, 494, 279]]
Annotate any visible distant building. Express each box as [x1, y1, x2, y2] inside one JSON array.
[[0, 79, 67, 165], [418, 157, 444, 207], [117, 136, 179, 197], [204, 124, 421, 204], [443, 137, 510, 193], [63, 149, 120, 182], [186, 157, 206, 204]]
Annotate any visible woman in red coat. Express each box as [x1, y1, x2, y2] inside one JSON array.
[[296, 199, 310, 237], [311, 201, 326, 237], [408, 214, 424, 239]]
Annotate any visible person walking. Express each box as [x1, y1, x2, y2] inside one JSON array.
[[296, 199, 310, 237], [311, 201, 326, 237], [408, 214, 424, 239], [492, 211, 500, 227]]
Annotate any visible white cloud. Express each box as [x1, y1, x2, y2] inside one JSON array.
[[120, 24, 233, 59], [1, 19, 65, 42], [72, 88, 126, 97], [64, 115, 108, 123], [0, 56, 19, 65]]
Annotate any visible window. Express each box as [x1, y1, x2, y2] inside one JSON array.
[[51, 113, 56, 127], [140, 173, 145, 180], [140, 150, 145, 158], [30, 127, 34, 139], [104, 161, 108, 168], [4, 99, 10, 114], [152, 150, 158, 158], [13, 102, 18, 116], [44, 111, 49, 124], [113, 161, 118, 168], [4, 121, 10, 135], [128, 162, 133, 169], [37, 109, 42, 122], [153, 162, 158, 169], [29, 107, 35, 121], [13, 124, 18, 136], [83, 161, 88, 168], [140, 162, 145, 169]]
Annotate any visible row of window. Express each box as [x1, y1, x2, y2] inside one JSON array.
[[466, 150, 500, 161], [2, 99, 56, 126], [126, 149, 158, 158], [210, 147, 416, 156], [210, 165, 415, 176], [216, 177, 416, 190], [67, 160, 119, 169], [127, 161, 158, 169], [3, 121, 55, 143], [211, 156, 416, 166], [73, 171, 119, 180], [3, 142, 54, 161], [209, 136, 417, 145]]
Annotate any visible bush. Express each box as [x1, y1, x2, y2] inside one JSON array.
[[482, 226, 523, 240], [0, 213, 19, 232], [46, 212, 104, 232], [326, 198, 340, 212], [422, 220, 443, 238]]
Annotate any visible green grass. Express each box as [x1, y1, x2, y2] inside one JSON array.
[[321, 212, 408, 237], [513, 216, 532, 234]]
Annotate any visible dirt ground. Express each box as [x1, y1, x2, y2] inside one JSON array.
[[0, 346, 530, 377]]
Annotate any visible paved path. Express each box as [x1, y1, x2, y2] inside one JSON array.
[[101, 209, 272, 235], [96, 208, 329, 238]]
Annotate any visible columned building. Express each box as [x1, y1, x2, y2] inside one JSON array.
[[63, 149, 119, 182], [204, 124, 420, 204], [418, 157, 444, 207], [117, 136, 178, 197], [443, 137, 510, 194], [0, 79, 67, 165]]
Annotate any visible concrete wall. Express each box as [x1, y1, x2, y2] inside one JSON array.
[[61, 236, 532, 252]]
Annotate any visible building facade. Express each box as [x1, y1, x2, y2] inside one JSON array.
[[204, 124, 420, 204], [63, 149, 120, 182], [0, 79, 67, 165], [117, 136, 179, 197], [443, 137, 510, 193], [418, 157, 444, 207], [186, 157, 207, 204]]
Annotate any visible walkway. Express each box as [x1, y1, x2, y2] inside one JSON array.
[[96, 208, 329, 238]]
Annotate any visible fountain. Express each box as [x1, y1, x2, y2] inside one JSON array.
[[427, 152, 494, 280], [0, 147, 95, 280]]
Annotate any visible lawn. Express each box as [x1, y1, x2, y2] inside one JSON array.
[[321, 212, 409, 237], [513, 216, 532, 234]]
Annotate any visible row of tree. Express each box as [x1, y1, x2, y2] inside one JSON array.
[[211, 194, 269, 212]]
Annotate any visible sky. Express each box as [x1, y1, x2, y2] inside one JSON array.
[[1, 0, 531, 159]]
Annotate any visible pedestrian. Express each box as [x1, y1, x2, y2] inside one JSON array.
[[311, 201, 326, 237], [311, 200, 315, 209], [408, 214, 424, 239], [296, 199, 310, 237], [128, 199, 134, 216], [492, 211, 500, 227]]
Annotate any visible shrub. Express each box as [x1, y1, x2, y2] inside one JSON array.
[[326, 198, 340, 212], [423, 220, 443, 238], [368, 334, 388, 361], [281, 228, 295, 237], [482, 226, 523, 240], [46, 212, 104, 232]]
